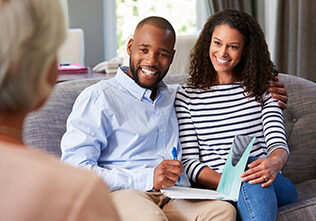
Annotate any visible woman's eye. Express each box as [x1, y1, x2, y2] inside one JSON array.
[[214, 41, 221, 45]]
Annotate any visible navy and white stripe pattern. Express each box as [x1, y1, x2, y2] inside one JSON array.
[[175, 83, 288, 183]]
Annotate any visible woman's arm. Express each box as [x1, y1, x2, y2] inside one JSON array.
[[241, 93, 289, 187], [197, 166, 221, 189]]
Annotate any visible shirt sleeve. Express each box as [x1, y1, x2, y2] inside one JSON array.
[[175, 88, 208, 183], [261, 93, 289, 155], [60, 88, 155, 191]]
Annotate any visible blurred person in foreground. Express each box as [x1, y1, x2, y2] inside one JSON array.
[[0, 0, 120, 220]]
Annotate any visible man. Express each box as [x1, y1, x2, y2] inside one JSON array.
[[61, 16, 287, 221]]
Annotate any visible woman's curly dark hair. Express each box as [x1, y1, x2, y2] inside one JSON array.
[[188, 9, 278, 103]]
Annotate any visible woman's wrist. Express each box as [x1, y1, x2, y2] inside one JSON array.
[[268, 148, 288, 170], [197, 167, 221, 189]]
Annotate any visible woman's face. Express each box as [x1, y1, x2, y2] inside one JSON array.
[[209, 24, 245, 80]]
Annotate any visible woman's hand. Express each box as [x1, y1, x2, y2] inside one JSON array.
[[240, 149, 288, 187]]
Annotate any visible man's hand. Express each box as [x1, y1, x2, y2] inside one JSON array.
[[153, 160, 183, 191], [268, 76, 288, 110]]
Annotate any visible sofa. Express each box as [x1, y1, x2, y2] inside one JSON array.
[[23, 73, 316, 220]]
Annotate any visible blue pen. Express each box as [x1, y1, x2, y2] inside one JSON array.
[[172, 146, 181, 183]]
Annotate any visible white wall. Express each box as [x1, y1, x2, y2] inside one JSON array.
[[68, 0, 105, 66]]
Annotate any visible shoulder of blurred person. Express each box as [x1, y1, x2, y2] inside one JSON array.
[[0, 0, 120, 220], [0, 141, 120, 221]]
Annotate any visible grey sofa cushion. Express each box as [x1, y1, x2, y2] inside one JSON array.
[[277, 197, 316, 221], [278, 74, 316, 185], [295, 179, 316, 201], [24, 79, 102, 156]]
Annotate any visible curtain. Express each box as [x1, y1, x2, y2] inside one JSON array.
[[103, 0, 117, 61], [206, 0, 256, 16], [196, 0, 257, 30], [275, 0, 316, 82]]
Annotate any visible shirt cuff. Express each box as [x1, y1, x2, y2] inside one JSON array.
[[143, 168, 154, 191]]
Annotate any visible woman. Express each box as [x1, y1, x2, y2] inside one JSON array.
[[175, 9, 297, 221], [0, 0, 120, 220]]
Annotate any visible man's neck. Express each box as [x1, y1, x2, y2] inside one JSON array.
[[150, 89, 157, 100], [125, 68, 159, 101]]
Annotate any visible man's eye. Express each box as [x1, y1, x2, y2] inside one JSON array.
[[140, 48, 148, 53], [160, 53, 168, 57]]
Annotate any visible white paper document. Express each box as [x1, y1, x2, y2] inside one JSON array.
[[160, 135, 256, 202], [160, 186, 234, 201]]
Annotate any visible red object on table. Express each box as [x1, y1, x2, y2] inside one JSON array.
[[58, 64, 88, 73]]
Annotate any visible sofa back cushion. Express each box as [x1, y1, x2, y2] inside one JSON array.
[[23, 73, 316, 184], [23, 74, 189, 157], [278, 74, 316, 184], [24, 79, 98, 156]]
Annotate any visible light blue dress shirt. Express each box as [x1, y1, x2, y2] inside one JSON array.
[[61, 67, 190, 191]]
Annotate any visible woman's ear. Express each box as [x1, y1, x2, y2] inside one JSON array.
[[46, 57, 58, 87], [32, 58, 58, 112]]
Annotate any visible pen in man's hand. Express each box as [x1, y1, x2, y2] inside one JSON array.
[[172, 146, 181, 183]]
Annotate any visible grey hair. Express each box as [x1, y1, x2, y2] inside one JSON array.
[[0, 0, 66, 113]]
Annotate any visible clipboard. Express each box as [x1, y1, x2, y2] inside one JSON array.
[[160, 135, 256, 202]]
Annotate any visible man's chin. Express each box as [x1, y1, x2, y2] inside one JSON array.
[[130, 66, 168, 90], [135, 79, 158, 90]]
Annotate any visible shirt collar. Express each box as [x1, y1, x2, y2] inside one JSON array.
[[115, 66, 167, 101]]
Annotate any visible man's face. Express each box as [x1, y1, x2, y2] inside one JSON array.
[[127, 24, 175, 90]]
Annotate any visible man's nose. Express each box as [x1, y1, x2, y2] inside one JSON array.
[[145, 52, 158, 66]]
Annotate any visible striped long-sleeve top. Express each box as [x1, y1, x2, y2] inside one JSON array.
[[175, 83, 289, 183]]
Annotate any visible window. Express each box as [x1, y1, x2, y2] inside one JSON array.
[[116, 0, 196, 56]]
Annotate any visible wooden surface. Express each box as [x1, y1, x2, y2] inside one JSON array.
[[57, 67, 111, 82]]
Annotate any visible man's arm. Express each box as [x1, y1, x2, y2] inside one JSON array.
[[60, 88, 155, 191], [268, 76, 288, 110]]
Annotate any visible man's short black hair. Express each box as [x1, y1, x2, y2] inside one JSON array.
[[135, 16, 176, 41]]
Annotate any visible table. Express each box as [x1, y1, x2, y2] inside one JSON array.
[[57, 67, 114, 82]]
